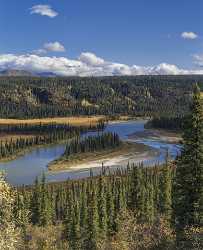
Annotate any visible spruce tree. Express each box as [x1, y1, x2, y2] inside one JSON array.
[[84, 189, 100, 250], [129, 165, 145, 220], [159, 157, 172, 220], [106, 181, 115, 236], [69, 201, 81, 250], [39, 173, 52, 226], [173, 84, 203, 233], [97, 176, 108, 239], [30, 177, 41, 225]]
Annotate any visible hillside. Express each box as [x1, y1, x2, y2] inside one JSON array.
[[0, 75, 201, 118]]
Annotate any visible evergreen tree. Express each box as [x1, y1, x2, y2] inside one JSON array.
[[159, 156, 172, 220], [97, 176, 108, 239], [129, 165, 145, 220], [30, 177, 41, 225], [173, 84, 203, 234], [69, 201, 81, 250], [83, 189, 100, 250], [39, 173, 52, 226]]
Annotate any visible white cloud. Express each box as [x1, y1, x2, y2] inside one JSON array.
[[181, 31, 198, 40], [32, 49, 47, 55], [79, 52, 105, 65], [44, 42, 65, 52], [193, 54, 203, 66], [30, 5, 58, 18], [1, 52, 203, 76]]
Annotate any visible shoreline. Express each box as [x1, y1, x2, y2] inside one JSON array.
[[0, 117, 147, 163], [48, 141, 158, 172], [0, 140, 66, 163], [128, 128, 181, 144], [0, 119, 180, 165], [106, 116, 149, 124]]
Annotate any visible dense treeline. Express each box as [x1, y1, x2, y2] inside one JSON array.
[[145, 116, 184, 130], [7, 84, 201, 250], [173, 85, 203, 246], [0, 123, 104, 159], [64, 132, 121, 157], [0, 122, 105, 134], [0, 84, 203, 249], [15, 163, 174, 249], [0, 75, 200, 118]]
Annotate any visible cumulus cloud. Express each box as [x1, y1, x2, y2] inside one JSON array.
[[79, 52, 105, 65], [44, 42, 65, 52], [181, 31, 198, 40], [0, 52, 203, 76], [30, 5, 58, 18]]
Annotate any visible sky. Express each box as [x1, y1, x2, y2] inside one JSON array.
[[1, 0, 203, 76]]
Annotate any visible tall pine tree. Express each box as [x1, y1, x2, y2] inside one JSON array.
[[173, 84, 203, 233]]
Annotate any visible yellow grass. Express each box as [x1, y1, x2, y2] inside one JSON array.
[[0, 116, 105, 127]]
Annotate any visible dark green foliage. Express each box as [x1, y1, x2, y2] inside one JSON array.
[[30, 177, 41, 225], [0, 122, 104, 159], [0, 75, 197, 118], [173, 84, 203, 234], [159, 161, 172, 220], [15, 163, 174, 249], [145, 116, 184, 130], [97, 176, 108, 239], [64, 132, 121, 158], [83, 189, 100, 250]]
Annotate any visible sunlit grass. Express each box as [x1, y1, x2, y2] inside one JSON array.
[[0, 116, 105, 126]]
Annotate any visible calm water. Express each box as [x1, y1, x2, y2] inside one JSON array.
[[0, 120, 180, 186]]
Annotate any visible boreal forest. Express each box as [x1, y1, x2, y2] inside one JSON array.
[[0, 75, 202, 118], [0, 76, 202, 250]]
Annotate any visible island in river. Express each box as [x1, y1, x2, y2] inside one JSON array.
[[0, 120, 181, 186], [48, 141, 157, 172]]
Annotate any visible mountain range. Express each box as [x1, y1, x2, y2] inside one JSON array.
[[0, 69, 57, 77]]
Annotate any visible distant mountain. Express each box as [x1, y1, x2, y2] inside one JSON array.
[[0, 69, 33, 76], [0, 69, 58, 77], [37, 72, 58, 77]]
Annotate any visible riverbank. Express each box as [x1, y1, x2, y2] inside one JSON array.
[[128, 129, 181, 143], [107, 116, 148, 124], [0, 116, 105, 126], [0, 115, 148, 127], [0, 119, 181, 186], [48, 141, 158, 172]]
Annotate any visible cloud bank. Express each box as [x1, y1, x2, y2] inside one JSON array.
[[30, 5, 58, 18], [181, 31, 198, 40], [0, 52, 203, 76]]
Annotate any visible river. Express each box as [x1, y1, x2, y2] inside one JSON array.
[[0, 120, 181, 186]]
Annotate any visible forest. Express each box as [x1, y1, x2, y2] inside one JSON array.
[[144, 116, 183, 131], [0, 84, 202, 249], [64, 132, 121, 158], [0, 122, 104, 160], [0, 75, 201, 118]]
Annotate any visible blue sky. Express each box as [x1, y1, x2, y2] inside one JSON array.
[[1, 0, 203, 76]]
